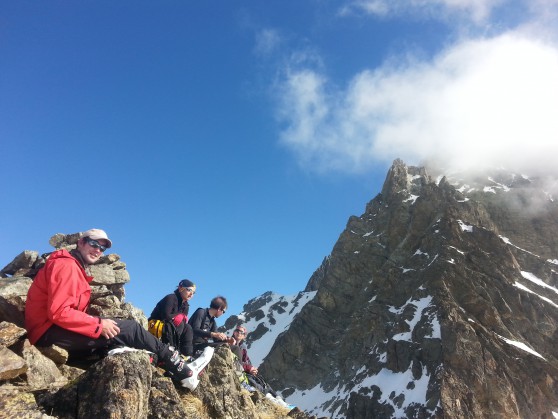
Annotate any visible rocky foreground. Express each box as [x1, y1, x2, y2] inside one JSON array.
[[0, 233, 319, 419]]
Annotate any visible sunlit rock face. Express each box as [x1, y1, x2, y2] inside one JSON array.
[[235, 159, 558, 418]]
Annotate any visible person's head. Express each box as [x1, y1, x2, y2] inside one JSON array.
[[177, 279, 196, 301], [209, 296, 228, 317], [233, 325, 247, 341], [77, 228, 112, 265]]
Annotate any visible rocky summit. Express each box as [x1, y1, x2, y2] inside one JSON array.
[[0, 233, 316, 419], [225, 159, 558, 418]]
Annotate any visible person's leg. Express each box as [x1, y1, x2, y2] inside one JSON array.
[[246, 373, 266, 393], [111, 319, 170, 356], [193, 341, 211, 357], [37, 320, 171, 360], [257, 374, 278, 397], [36, 324, 110, 351], [108, 320, 198, 384], [177, 323, 193, 357], [35, 320, 196, 386], [161, 321, 178, 348]]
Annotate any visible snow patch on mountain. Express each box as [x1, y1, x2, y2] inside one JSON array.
[[225, 291, 317, 366], [496, 334, 546, 360], [389, 295, 440, 341], [289, 363, 436, 418]]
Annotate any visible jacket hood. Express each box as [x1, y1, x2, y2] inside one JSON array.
[[47, 249, 93, 282]]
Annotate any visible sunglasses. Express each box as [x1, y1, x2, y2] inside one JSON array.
[[84, 237, 107, 252], [184, 287, 196, 294], [234, 330, 246, 335], [218, 307, 226, 314]]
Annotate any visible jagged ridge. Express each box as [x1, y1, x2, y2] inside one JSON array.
[[233, 159, 558, 418]]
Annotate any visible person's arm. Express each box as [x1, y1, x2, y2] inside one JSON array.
[[209, 319, 227, 341], [46, 261, 103, 338], [241, 346, 258, 374], [161, 294, 179, 322], [188, 308, 212, 339]]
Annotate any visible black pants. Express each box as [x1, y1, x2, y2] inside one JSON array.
[[162, 321, 193, 357], [36, 319, 170, 361]]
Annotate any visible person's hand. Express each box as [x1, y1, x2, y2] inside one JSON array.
[[226, 337, 235, 345], [100, 319, 120, 339], [212, 331, 227, 341], [250, 367, 258, 375], [172, 313, 187, 327]]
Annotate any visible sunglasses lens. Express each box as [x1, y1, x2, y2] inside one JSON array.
[[86, 238, 106, 252]]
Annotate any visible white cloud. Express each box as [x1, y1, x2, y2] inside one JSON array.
[[276, 32, 558, 175], [254, 28, 282, 56], [339, 0, 507, 24], [339, 0, 391, 17], [527, 0, 558, 22]]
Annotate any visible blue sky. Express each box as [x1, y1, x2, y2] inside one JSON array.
[[2, 0, 557, 322]]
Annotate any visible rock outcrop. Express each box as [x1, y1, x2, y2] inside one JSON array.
[[0, 232, 317, 418]]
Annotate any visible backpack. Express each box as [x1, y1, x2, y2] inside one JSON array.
[[148, 319, 182, 351], [247, 373, 277, 397], [148, 319, 164, 339]]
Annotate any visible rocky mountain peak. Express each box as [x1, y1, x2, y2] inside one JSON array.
[[380, 158, 430, 199], [230, 160, 558, 418]]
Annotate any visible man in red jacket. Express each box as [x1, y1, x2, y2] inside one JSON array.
[[25, 228, 199, 389]]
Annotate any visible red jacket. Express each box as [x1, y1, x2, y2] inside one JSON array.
[[25, 249, 102, 344]]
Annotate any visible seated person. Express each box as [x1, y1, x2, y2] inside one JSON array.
[[25, 229, 197, 389], [230, 326, 258, 375], [188, 296, 231, 355], [149, 279, 196, 358], [230, 324, 294, 410]]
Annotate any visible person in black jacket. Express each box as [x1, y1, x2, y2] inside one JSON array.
[[188, 295, 230, 355], [149, 279, 196, 358]]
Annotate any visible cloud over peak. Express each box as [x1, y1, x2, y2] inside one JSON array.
[[275, 32, 558, 176]]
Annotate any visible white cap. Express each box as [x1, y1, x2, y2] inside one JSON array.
[[81, 228, 112, 248]]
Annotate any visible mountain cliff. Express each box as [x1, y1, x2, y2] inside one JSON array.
[[224, 159, 558, 418]]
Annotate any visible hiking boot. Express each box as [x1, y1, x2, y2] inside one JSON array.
[[275, 397, 296, 410], [265, 393, 295, 410], [187, 346, 214, 377], [162, 348, 196, 389]]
